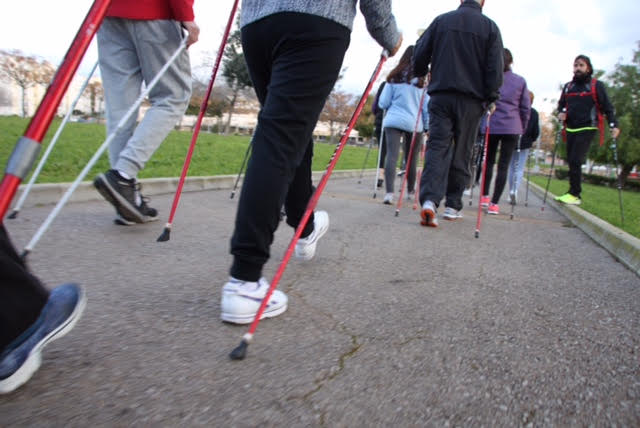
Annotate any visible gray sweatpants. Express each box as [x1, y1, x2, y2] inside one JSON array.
[[97, 18, 191, 178]]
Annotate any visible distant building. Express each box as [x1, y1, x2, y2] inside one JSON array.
[[1, 70, 363, 144]]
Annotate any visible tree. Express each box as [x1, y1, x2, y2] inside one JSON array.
[[320, 90, 354, 142], [86, 79, 103, 117], [600, 42, 640, 185], [221, 20, 253, 134], [0, 50, 55, 117], [354, 94, 376, 141], [186, 75, 229, 120]]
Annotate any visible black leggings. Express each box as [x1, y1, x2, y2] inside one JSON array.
[[566, 130, 596, 197], [482, 134, 518, 204]]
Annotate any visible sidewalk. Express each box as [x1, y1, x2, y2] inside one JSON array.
[[1, 174, 639, 425]]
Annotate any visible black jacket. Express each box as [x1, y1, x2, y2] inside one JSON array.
[[413, 0, 503, 103], [520, 107, 539, 150], [557, 78, 618, 129]]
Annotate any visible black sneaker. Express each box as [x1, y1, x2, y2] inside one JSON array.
[[114, 196, 158, 225], [94, 170, 157, 224]]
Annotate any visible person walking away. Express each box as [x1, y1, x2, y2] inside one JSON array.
[[372, 81, 387, 189], [413, 0, 503, 226], [555, 54, 620, 205], [480, 48, 531, 215], [508, 90, 538, 203], [377, 45, 429, 205], [221, 0, 402, 324], [0, 225, 85, 394], [93, 0, 199, 225]]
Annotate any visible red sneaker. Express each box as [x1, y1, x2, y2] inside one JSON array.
[[480, 195, 490, 207], [487, 203, 499, 215]]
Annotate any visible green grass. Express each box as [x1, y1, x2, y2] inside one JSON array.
[[530, 174, 639, 238], [0, 116, 380, 183], [2, 116, 636, 238]]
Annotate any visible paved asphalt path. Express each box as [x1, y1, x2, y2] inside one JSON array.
[[1, 176, 638, 426]]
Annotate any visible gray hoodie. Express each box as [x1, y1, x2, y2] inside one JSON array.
[[240, 0, 401, 52]]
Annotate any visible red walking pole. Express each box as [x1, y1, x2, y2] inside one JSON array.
[[157, 0, 240, 242], [0, 0, 111, 221], [475, 111, 492, 238], [229, 51, 389, 361], [395, 85, 428, 216]]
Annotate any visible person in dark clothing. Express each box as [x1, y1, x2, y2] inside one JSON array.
[[221, 1, 402, 325], [372, 81, 387, 188], [556, 54, 620, 205], [480, 48, 530, 215], [413, 0, 503, 226], [508, 90, 539, 202], [0, 225, 85, 394]]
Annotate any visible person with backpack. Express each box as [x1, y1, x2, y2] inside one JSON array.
[[556, 54, 620, 205]]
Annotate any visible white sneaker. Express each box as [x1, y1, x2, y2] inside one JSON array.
[[463, 188, 471, 197], [383, 193, 394, 205], [295, 210, 329, 261], [420, 200, 438, 227], [406, 190, 415, 201], [221, 277, 288, 324], [509, 191, 517, 205], [442, 207, 463, 220]]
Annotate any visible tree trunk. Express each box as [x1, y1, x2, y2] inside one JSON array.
[[20, 86, 27, 118], [224, 88, 238, 135]]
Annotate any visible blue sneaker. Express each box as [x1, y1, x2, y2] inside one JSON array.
[[0, 283, 86, 394]]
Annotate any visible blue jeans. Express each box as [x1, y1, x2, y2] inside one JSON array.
[[508, 148, 530, 194]]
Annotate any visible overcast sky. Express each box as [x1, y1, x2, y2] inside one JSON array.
[[2, 1, 639, 114]]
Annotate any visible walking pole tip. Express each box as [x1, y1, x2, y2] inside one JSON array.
[[7, 210, 19, 219], [157, 224, 172, 242], [229, 339, 249, 360], [230, 333, 252, 360]]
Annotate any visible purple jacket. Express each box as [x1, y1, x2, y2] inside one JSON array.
[[488, 70, 530, 135]]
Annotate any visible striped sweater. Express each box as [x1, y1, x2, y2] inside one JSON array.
[[240, 0, 400, 52]]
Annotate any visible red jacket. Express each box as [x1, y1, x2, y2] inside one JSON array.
[[107, 0, 194, 22]]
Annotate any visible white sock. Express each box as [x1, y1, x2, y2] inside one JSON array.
[[117, 170, 132, 180]]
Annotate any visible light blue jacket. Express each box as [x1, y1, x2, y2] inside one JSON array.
[[378, 82, 429, 133]]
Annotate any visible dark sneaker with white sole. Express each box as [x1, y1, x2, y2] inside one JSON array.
[[0, 283, 86, 394], [94, 170, 158, 224]]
